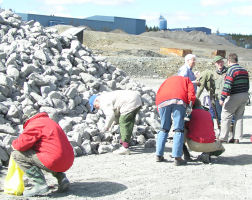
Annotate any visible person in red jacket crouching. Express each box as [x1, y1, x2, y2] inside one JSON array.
[[185, 98, 225, 163], [11, 109, 74, 197]]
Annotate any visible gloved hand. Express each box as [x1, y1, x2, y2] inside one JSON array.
[[184, 101, 193, 121]]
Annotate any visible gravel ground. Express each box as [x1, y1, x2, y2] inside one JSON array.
[[0, 79, 252, 200], [1, 26, 252, 200]]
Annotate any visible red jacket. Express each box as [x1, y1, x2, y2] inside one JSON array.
[[156, 76, 196, 106], [12, 112, 74, 172], [186, 109, 216, 143]]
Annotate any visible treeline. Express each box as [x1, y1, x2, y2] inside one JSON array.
[[230, 33, 252, 40], [145, 25, 160, 32], [229, 34, 252, 48]]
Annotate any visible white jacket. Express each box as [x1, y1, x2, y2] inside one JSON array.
[[98, 90, 142, 131]]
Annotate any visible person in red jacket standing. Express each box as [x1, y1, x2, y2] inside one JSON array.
[[155, 76, 196, 166], [185, 98, 225, 163], [11, 111, 74, 197]]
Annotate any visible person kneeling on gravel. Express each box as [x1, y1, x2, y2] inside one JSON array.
[[184, 98, 225, 164], [89, 90, 142, 155], [11, 108, 74, 197]]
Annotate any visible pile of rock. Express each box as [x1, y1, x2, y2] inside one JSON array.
[[0, 10, 160, 166], [141, 30, 235, 47]]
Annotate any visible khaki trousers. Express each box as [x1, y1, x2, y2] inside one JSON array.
[[11, 150, 54, 173], [186, 138, 225, 153], [220, 92, 248, 141]]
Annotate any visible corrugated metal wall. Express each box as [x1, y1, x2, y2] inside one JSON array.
[[169, 27, 211, 35], [17, 13, 146, 35]]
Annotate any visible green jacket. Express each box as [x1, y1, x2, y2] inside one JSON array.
[[196, 70, 215, 98], [215, 66, 228, 99], [214, 72, 226, 99]]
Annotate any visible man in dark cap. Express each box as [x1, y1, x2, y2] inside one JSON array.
[[212, 56, 228, 128]]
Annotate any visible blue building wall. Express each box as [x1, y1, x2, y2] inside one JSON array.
[[17, 13, 83, 27], [82, 19, 114, 32], [17, 13, 146, 35], [135, 19, 146, 35], [114, 17, 143, 35], [169, 27, 211, 35]]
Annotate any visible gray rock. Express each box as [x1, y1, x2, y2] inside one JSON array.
[[0, 146, 9, 161], [0, 9, 161, 158], [34, 49, 50, 64], [0, 125, 17, 135], [71, 131, 82, 146], [3, 134, 17, 146], [0, 103, 9, 114], [137, 135, 146, 144], [21, 64, 37, 77], [92, 135, 101, 143], [144, 139, 156, 148], [6, 104, 19, 118], [81, 140, 92, 155], [145, 117, 160, 131], [98, 144, 113, 154], [58, 118, 73, 133], [141, 93, 154, 105], [73, 146, 83, 157], [102, 132, 113, 142]]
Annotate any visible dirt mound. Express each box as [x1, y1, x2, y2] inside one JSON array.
[[50, 24, 74, 34], [52, 27, 252, 78], [110, 29, 127, 34], [141, 30, 235, 46]]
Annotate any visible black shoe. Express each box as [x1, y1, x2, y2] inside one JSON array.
[[174, 159, 187, 166], [53, 172, 70, 192], [197, 153, 211, 164], [184, 155, 194, 162], [183, 144, 192, 161], [228, 138, 235, 143], [156, 156, 165, 162]]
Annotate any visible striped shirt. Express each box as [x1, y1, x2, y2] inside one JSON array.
[[221, 64, 249, 101]]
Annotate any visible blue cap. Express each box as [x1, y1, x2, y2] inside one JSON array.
[[89, 95, 97, 112]]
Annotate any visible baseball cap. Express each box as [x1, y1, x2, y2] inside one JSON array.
[[89, 95, 97, 112], [213, 55, 223, 63]]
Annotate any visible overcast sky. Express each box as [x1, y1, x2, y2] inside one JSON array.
[[1, 0, 252, 34]]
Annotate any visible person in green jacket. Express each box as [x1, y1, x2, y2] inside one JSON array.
[[196, 69, 215, 99], [196, 56, 228, 129]]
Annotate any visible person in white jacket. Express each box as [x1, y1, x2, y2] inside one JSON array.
[[89, 90, 142, 155]]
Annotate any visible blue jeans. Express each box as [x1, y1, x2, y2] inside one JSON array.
[[156, 104, 186, 158], [209, 99, 222, 124]]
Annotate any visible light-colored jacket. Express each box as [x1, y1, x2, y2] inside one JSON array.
[[178, 64, 197, 92], [98, 90, 142, 130]]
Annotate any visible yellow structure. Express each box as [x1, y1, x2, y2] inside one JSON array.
[[160, 48, 192, 57]]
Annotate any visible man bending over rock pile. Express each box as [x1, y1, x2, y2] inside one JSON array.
[[89, 90, 142, 155]]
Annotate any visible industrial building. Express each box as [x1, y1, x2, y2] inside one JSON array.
[[169, 27, 211, 35], [158, 15, 211, 34], [17, 13, 146, 35]]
